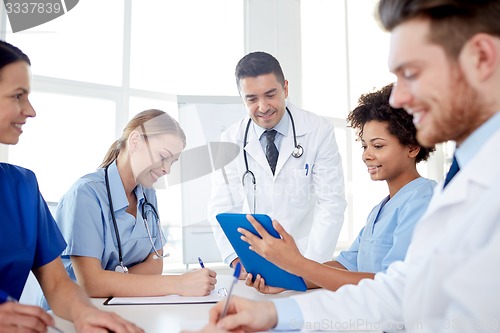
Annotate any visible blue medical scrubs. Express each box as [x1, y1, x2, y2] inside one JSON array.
[[56, 161, 163, 280], [337, 177, 436, 273], [0, 164, 66, 301]]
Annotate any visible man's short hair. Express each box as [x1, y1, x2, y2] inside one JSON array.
[[235, 51, 285, 89], [377, 0, 500, 58]]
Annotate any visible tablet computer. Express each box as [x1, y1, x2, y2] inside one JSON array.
[[216, 213, 307, 292]]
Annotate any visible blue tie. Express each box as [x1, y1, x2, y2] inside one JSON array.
[[264, 130, 279, 175], [443, 155, 460, 189]]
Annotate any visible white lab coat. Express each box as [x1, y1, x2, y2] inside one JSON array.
[[290, 126, 500, 332], [208, 103, 346, 264]]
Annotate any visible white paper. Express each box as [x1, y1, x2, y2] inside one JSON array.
[[104, 275, 232, 305], [106, 291, 226, 305]]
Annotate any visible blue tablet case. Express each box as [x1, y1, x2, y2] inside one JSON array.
[[216, 213, 307, 292]]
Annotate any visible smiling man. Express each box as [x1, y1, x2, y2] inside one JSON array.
[[185, 1, 500, 333], [208, 51, 346, 277]]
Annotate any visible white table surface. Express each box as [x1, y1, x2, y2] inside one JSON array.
[[53, 276, 380, 333], [53, 276, 299, 332]]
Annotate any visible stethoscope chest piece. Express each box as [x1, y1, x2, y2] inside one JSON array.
[[115, 263, 129, 274], [292, 144, 304, 158]]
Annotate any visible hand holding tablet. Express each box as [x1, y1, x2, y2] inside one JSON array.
[[216, 213, 307, 292]]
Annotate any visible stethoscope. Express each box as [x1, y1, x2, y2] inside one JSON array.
[[241, 107, 303, 213], [104, 165, 168, 274]]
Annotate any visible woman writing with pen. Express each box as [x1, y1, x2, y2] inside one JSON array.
[[0, 40, 142, 332], [52, 109, 217, 300]]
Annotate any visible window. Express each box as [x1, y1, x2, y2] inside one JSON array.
[[129, 0, 243, 95], [7, 1, 124, 86], [2, 0, 244, 269], [8, 92, 116, 202]]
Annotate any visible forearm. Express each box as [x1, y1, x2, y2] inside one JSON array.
[[79, 270, 183, 297], [127, 253, 163, 275], [293, 259, 375, 292], [302, 260, 344, 289], [34, 260, 95, 322], [48, 278, 94, 321], [294, 262, 407, 328]]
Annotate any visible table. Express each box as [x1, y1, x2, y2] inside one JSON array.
[[53, 277, 380, 332], [53, 277, 299, 332]]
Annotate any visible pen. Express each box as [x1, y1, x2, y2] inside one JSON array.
[[220, 262, 241, 319], [198, 256, 205, 268], [305, 163, 309, 176], [0, 290, 65, 333], [0, 290, 18, 303]]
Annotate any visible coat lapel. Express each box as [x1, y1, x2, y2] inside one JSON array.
[[275, 105, 310, 176], [275, 124, 294, 175], [423, 127, 500, 218], [243, 124, 273, 176]]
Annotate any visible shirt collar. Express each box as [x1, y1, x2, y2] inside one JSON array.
[[455, 112, 500, 169], [107, 160, 145, 212], [254, 107, 290, 139]]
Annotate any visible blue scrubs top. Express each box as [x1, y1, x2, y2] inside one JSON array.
[[337, 177, 436, 273], [0, 164, 66, 301], [56, 161, 163, 280]]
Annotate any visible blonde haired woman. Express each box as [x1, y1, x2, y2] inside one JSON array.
[[56, 109, 217, 298]]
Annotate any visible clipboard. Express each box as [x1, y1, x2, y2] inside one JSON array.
[[103, 291, 223, 306], [216, 213, 307, 292], [103, 275, 233, 305]]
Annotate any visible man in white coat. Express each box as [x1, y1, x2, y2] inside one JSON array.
[[188, 1, 500, 332], [208, 51, 346, 272]]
